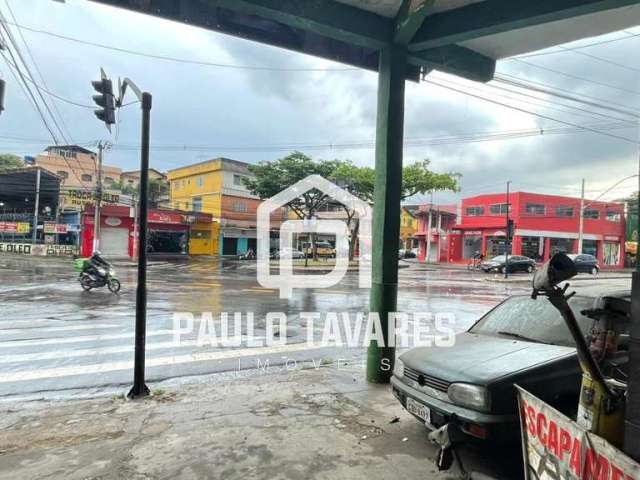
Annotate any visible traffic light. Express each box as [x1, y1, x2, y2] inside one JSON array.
[[91, 74, 115, 129], [507, 219, 515, 241]]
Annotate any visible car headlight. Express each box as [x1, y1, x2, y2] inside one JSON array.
[[393, 359, 404, 378], [447, 383, 490, 412]]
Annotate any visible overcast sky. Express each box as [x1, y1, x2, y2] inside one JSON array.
[[1, 0, 640, 205]]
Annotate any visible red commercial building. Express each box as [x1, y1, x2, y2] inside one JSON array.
[[81, 205, 212, 258], [449, 192, 625, 268], [414, 205, 458, 263]]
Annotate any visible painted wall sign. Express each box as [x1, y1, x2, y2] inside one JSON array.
[[517, 386, 639, 480], [0, 243, 77, 256], [104, 217, 123, 227]]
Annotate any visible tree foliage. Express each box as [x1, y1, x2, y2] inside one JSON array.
[[0, 154, 24, 172]]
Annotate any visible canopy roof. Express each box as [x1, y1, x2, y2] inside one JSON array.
[[93, 0, 640, 82]]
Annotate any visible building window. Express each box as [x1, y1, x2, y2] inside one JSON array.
[[489, 203, 510, 215], [606, 211, 621, 222], [584, 209, 599, 219], [197, 176, 204, 188], [104, 177, 115, 184], [172, 181, 179, 190], [466, 206, 484, 216], [56, 171, 69, 179], [233, 174, 245, 186], [525, 203, 545, 215], [81, 174, 92, 182], [555, 206, 574, 217], [232, 201, 248, 213], [192, 197, 202, 212]]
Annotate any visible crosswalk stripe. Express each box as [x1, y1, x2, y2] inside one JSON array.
[[0, 336, 253, 363], [0, 324, 120, 335], [0, 330, 176, 349], [0, 342, 328, 383]]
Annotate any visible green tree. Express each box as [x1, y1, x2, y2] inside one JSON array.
[[244, 152, 460, 261], [0, 153, 24, 172]]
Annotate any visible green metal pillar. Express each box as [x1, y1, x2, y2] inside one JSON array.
[[366, 45, 407, 384]]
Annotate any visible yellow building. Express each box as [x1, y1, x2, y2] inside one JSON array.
[[400, 206, 418, 250], [167, 158, 259, 256]]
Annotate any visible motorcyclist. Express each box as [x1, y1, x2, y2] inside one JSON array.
[[83, 251, 112, 280]]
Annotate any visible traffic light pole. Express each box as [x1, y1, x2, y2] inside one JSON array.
[[118, 79, 152, 400], [93, 142, 103, 253], [504, 181, 511, 279]]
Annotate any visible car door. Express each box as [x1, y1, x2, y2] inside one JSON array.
[[575, 255, 587, 273]]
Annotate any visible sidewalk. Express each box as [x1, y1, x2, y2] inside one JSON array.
[[0, 365, 518, 480]]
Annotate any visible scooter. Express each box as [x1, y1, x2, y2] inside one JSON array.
[[76, 253, 121, 293]]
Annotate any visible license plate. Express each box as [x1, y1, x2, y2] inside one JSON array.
[[406, 397, 431, 424]]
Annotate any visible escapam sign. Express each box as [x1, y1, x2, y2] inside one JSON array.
[[517, 386, 639, 480]]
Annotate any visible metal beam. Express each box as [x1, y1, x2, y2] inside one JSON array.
[[409, 0, 640, 51], [90, 0, 421, 81], [409, 45, 496, 82], [366, 45, 406, 384], [394, 0, 435, 44]]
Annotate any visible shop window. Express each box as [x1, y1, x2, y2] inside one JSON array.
[[525, 203, 545, 215], [603, 242, 620, 265], [81, 174, 92, 182], [489, 203, 510, 215], [192, 197, 202, 212], [550, 238, 573, 255], [584, 209, 599, 219], [606, 211, 621, 222], [555, 206, 574, 217], [466, 206, 484, 216], [521, 236, 542, 261]]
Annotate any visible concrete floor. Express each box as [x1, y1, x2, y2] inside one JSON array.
[[0, 364, 522, 480]]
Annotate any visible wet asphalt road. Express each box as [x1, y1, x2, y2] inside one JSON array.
[[0, 256, 630, 400]]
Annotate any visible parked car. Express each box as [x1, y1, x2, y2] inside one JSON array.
[[302, 241, 335, 258], [271, 248, 305, 259], [399, 249, 417, 259], [480, 254, 536, 273], [391, 289, 629, 442], [566, 253, 599, 275]]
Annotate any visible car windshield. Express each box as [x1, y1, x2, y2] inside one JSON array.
[[489, 255, 505, 262], [469, 295, 596, 347]]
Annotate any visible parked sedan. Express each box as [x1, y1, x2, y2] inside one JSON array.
[[391, 290, 626, 442], [271, 248, 305, 259], [480, 254, 536, 273], [566, 253, 599, 275]]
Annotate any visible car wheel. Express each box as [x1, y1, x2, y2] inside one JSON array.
[[591, 266, 598, 275], [498, 266, 505, 274], [526, 265, 534, 273]]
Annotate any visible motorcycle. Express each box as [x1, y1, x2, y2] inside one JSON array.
[[75, 253, 121, 293]]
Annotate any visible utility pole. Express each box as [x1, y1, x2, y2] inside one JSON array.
[[624, 129, 640, 460], [93, 141, 104, 253], [132, 193, 139, 262], [115, 77, 152, 400], [577, 178, 585, 255], [425, 191, 433, 263], [504, 181, 511, 279], [436, 208, 442, 263], [31, 168, 41, 244]]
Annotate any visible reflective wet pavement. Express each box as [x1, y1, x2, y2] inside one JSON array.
[[0, 257, 630, 400]]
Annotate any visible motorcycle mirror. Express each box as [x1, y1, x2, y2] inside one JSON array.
[[532, 252, 577, 291]]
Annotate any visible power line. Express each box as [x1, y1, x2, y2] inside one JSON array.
[[4, 20, 358, 72], [422, 78, 639, 145], [514, 30, 640, 59]]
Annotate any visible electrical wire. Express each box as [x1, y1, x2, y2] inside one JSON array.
[[514, 30, 640, 59]]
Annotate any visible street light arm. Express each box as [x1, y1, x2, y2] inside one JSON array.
[[118, 77, 144, 105], [583, 174, 639, 210]]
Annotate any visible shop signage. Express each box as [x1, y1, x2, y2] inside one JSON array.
[[604, 236, 620, 242], [463, 230, 482, 236], [517, 386, 639, 480], [60, 189, 124, 210], [104, 217, 122, 227], [0, 222, 31, 233], [43, 222, 68, 234], [0, 242, 77, 256], [148, 211, 184, 225]]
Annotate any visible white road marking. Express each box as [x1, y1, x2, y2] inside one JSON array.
[[0, 336, 255, 363], [0, 324, 121, 335], [0, 330, 176, 349], [0, 342, 328, 383]]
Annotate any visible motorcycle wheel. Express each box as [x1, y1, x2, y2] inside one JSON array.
[[108, 278, 121, 293], [81, 276, 93, 291]]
